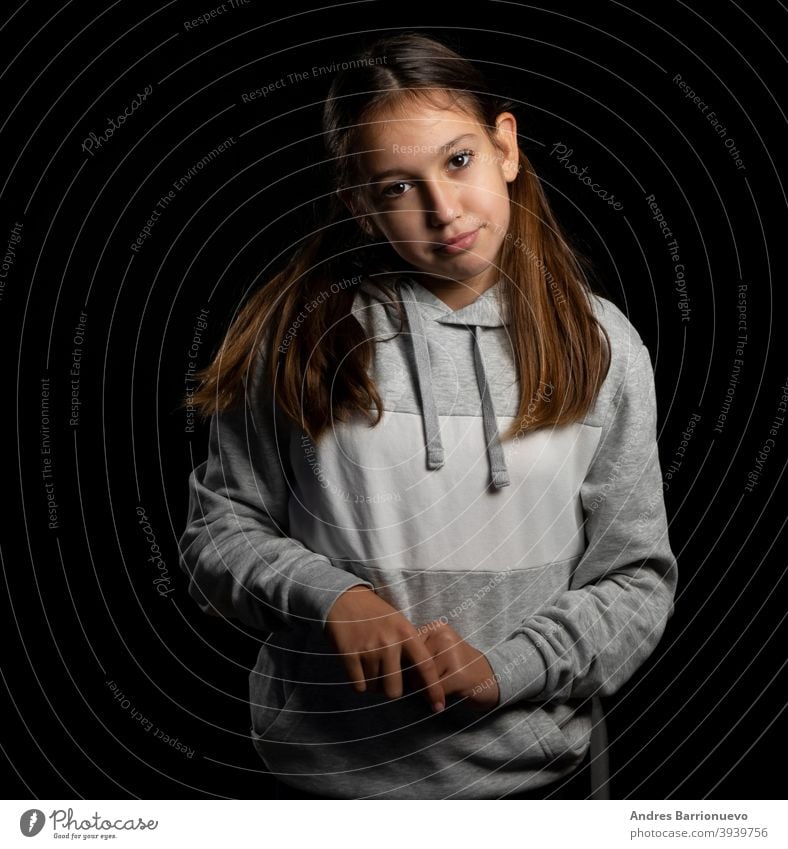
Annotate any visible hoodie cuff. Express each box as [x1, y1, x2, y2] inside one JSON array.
[[485, 636, 548, 707], [289, 560, 375, 634]]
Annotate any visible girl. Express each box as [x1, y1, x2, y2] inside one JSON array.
[[177, 32, 678, 800]]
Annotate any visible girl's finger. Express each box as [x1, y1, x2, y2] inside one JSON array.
[[402, 638, 446, 713], [365, 655, 382, 693], [380, 649, 405, 699], [346, 653, 367, 694]]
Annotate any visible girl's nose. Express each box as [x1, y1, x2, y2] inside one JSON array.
[[422, 179, 460, 227]]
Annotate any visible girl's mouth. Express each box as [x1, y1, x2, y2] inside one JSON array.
[[434, 228, 480, 254]]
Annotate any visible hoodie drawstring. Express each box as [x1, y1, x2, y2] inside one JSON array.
[[400, 287, 445, 470], [400, 282, 510, 490], [471, 324, 511, 488]]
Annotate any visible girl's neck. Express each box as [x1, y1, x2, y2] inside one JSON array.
[[417, 275, 499, 312]]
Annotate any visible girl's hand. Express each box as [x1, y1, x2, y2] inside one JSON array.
[[324, 586, 447, 714], [412, 619, 500, 712]]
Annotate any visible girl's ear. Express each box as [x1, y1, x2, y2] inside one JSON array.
[[494, 112, 520, 183]]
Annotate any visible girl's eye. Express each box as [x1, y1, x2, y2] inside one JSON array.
[[379, 150, 476, 199], [448, 149, 475, 170], [381, 181, 410, 198]]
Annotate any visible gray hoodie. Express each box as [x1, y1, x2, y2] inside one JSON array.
[[177, 273, 678, 799]]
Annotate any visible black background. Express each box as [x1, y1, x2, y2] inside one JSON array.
[[1, 0, 786, 799]]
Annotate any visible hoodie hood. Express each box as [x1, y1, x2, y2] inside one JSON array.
[[354, 273, 512, 491]]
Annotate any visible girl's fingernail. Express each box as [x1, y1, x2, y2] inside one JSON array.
[[434, 701, 445, 712]]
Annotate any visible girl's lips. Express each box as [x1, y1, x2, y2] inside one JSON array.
[[435, 228, 479, 254]]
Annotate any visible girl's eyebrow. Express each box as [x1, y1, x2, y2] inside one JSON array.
[[366, 133, 478, 183]]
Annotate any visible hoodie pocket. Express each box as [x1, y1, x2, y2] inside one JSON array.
[[251, 680, 309, 746], [525, 701, 589, 763], [249, 652, 309, 744]]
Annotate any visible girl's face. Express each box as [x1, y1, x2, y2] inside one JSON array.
[[343, 98, 520, 291]]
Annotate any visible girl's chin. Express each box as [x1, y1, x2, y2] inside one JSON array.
[[425, 254, 494, 276], [398, 249, 496, 279]]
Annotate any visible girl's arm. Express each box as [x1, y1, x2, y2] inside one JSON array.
[[176, 349, 374, 635], [485, 342, 679, 706]]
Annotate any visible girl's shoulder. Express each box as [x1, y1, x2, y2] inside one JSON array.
[[582, 291, 652, 426], [586, 290, 646, 352]]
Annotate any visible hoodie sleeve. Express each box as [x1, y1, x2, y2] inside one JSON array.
[[176, 348, 375, 634], [484, 342, 678, 706]]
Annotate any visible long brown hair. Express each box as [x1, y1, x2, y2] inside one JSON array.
[[183, 31, 610, 442]]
